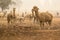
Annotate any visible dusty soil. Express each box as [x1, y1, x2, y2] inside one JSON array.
[[0, 17, 60, 40]]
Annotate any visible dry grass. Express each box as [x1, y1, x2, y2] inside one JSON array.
[[0, 17, 60, 40]]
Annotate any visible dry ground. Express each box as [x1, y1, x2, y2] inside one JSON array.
[[0, 17, 60, 40]]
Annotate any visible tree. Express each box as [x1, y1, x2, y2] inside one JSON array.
[[57, 12, 59, 16], [0, 0, 16, 11]]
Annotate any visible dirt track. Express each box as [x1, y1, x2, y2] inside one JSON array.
[[0, 17, 60, 40]]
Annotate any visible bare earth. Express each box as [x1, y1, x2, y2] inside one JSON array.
[[0, 17, 60, 40]]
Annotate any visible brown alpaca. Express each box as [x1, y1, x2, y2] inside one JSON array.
[[32, 6, 53, 27], [7, 11, 16, 24]]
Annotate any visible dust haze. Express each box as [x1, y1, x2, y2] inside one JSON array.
[[0, 0, 60, 40]]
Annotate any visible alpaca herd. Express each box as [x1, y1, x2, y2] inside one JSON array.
[[6, 6, 53, 28]]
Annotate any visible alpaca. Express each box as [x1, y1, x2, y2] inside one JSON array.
[[32, 6, 53, 27], [7, 11, 15, 24]]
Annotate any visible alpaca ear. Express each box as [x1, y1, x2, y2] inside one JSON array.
[[32, 9, 34, 12]]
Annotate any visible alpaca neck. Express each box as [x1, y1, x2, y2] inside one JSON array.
[[35, 11, 39, 17]]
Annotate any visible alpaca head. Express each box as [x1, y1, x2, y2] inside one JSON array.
[[32, 6, 39, 17], [33, 6, 39, 12]]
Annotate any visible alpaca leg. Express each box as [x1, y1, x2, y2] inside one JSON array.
[[43, 22, 44, 27], [8, 20, 10, 23], [48, 20, 52, 29], [7, 18, 10, 23], [40, 21, 42, 27], [10, 20, 12, 24], [36, 19, 38, 23], [41, 22, 44, 29], [34, 17, 36, 23], [48, 20, 52, 26], [40, 21, 43, 29], [8, 20, 12, 24]]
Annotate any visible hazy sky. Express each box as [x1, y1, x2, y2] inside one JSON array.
[[9, 0, 60, 13]]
